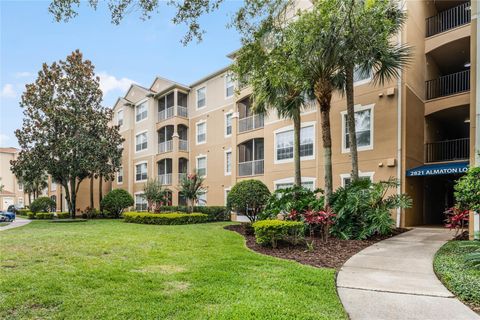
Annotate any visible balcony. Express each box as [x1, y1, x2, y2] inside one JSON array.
[[425, 69, 470, 100], [158, 173, 172, 185], [238, 114, 264, 133], [158, 140, 173, 153], [426, 2, 470, 37], [238, 159, 264, 176], [158, 107, 174, 121], [425, 138, 470, 163], [179, 139, 188, 151], [177, 106, 188, 118]]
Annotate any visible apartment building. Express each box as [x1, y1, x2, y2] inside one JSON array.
[[111, 0, 478, 236], [0, 148, 27, 210]]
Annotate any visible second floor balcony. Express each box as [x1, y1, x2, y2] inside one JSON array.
[[425, 138, 470, 163], [238, 159, 264, 177], [158, 173, 172, 185], [425, 69, 470, 100], [238, 114, 264, 133], [426, 1, 471, 37], [158, 140, 173, 153], [238, 138, 264, 176]]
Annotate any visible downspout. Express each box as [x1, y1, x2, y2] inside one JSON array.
[[474, 1, 480, 240], [395, 0, 404, 228]]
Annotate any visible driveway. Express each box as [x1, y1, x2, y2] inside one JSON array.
[[0, 217, 31, 232], [337, 228, 479, 320]]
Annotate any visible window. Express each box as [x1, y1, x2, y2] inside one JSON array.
[[51, 182, 56, 192], [136, 101, 148, 122], [18, 182, 23, 191], [225, 74, 234, 98], [353, 66, 372, 85], [225, 150, 232, 175], [135, 132, 148, 152], [197, 156, 207, 177], [117, 166, 123, 184], [117, 110, 124, 127], [135, 193, 147, 211], [196, 121, 206, 144], [224, 188, 231, 205], [342, 105, 373, 152], [197, 192, 207, 206], [275, 125, 314, 162], [197, 87, 206, 108], [341, 172, 374, 187], [135, 163, 148, 181], [225, 112, 233, 136], [275, 181, 314, 191]]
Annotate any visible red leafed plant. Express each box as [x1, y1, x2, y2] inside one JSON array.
[[303, 207, 336, 243], [444, 207, 469, 236]]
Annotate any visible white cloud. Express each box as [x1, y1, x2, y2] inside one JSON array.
[[97, 72, 136, 96], [14, 71, 33, 78], [0, 84, 16, 98]]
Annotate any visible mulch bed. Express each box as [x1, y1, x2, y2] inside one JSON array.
[[225, 224, 410, 269]]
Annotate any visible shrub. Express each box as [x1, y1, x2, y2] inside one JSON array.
[[123, 212, 209, 225], [227, 180, 270, 222], [156, 206, 229, 221], [17, 209, 30, 216], [27, 211, 35, 219], [262, 186, 324, 220], [444, 207, 469, 236], [35, 212, 54, 219], [101, 189, 134, 218], [330, 178, 412, 240], [81, 207, 99, 219], [302, 208, 336, 242], [454, 166, 480, 212], [252, 220, 304, 248], [56, 212, 70, 219], [30, 197, 56, 213]]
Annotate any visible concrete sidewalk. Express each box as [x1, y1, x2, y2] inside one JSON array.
[[0, 217, 31, 232], [337, 228, 479, 320]]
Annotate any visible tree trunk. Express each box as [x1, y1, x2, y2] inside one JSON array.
[[346, 65, 359, 181], [89, 176, 94, 209], [293, 110, 302, 188], [70, 178, 77, 219], [316, 81, 333, 207], [99, 175, 103, 212]]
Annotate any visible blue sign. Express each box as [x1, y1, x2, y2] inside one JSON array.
[[406, 161, 469, 177]]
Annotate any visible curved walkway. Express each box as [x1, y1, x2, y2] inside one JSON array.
[[0, 217, 31, 232], [337, 228, 479, 320]]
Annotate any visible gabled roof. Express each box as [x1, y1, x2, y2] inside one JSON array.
[[189, 64, 232, 88], [149, 76, 190, 93]]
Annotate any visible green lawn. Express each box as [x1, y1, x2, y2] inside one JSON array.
[[0, 220, 346, 320], [434, 240, 480, 311]]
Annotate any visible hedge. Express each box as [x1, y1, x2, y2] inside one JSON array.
[[56, 212, 70, 219], [124, 212, 209, 225], [156, 206, 229, 221], [28, 212, 55, 219], [17, 209, 30, 216], [252, 220, 305, 248]]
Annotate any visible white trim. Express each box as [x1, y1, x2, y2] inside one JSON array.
[[135, 98, 149, 123], [196, 86, 207, 110], [224, 73, 234, 99], [273, 121, 316, 164], [134, 161, 148, 183], [224, 148, 232, 176], [195, 120, 207, 145], [134, 130, 148, 153], [340, 171, 375, 187], [341, 104, 374, 154], [273, 177, 316, 190], [195, 154, 207, 178], [224, 187, 231, 205], [224, 111, 233, 137]]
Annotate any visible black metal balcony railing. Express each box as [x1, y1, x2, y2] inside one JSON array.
[[425, 138, 470, 163], [238, 159, 264, 176], [425, 69, 470, 100], [426, 2, 471, 37]]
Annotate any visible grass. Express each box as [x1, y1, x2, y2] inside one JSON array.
[[0, 220, 346, 320], [434, 240, 480, 311]]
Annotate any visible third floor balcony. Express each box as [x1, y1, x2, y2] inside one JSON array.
[[426, 1, 471, 37], [237, 95, 264, 133]]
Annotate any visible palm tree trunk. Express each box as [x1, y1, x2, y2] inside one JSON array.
[[346, 65, 359, 181], [316, 82, 333, 207], [293, 110, 302, 188]]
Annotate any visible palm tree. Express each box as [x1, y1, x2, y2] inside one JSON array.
[[233, 21, 308, 188], [340, 0, 411, 181]]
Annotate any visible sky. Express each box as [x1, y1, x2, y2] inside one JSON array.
[[0, 0, 243, 148]]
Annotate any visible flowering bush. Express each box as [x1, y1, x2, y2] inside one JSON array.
[[303, 208, 336, 242], [444, 207, 469, 236]]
